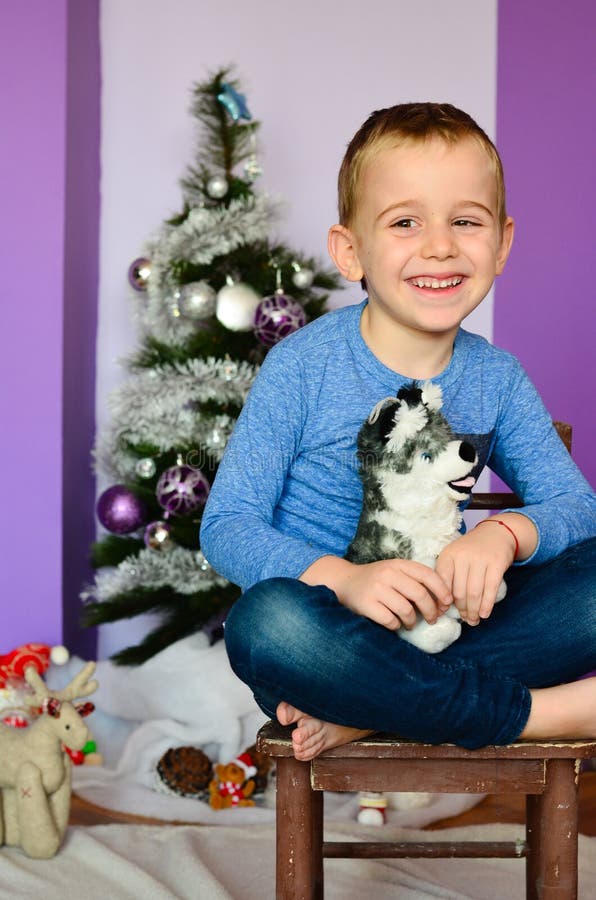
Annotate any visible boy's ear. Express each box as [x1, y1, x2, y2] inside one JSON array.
[[327, 224, 364, 283], [496, 216, 515, 275]]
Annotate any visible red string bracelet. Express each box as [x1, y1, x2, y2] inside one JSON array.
[[476, 518, 520, 560]]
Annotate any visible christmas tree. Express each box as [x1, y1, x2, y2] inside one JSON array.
[[82, 68, 341, 664]]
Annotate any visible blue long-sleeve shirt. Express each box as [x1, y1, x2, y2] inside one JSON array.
[[200, 301, 596, 591]]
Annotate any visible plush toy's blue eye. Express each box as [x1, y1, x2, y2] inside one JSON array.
[[420, 452, 433, 463]]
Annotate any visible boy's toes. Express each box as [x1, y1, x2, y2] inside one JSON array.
[[276, 701, 302, 726]]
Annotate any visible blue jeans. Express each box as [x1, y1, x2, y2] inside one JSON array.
[[224, 537, 596, 749]]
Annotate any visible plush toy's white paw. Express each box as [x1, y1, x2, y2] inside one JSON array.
[[496, 579, 507, 602], [398, 612, 462, 654]]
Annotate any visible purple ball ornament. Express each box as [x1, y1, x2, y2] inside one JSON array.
[[253, 292, 306, 347], [128, 257, 152, 292], [96, 485, 147, 534], [156, 464, 210, 517]]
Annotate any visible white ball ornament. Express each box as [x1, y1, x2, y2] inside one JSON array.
[[206, 174, 229, 199], [216, 282, 262, 331]]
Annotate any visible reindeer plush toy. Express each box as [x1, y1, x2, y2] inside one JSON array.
[[346, 381, 506, 654], [0, 661, 98, 858]]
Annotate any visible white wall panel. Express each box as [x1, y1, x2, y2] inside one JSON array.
[[98, 0, 498, 413], [96, 0, 497, 654]]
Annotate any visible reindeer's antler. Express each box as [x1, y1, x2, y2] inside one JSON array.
[[23, 666, 51, 705], [52, 662, 98, 702], [23, 661, 98, 707]]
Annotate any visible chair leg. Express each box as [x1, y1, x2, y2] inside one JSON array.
[[526, 758, 579, 900], [275, 755, 323, 899]]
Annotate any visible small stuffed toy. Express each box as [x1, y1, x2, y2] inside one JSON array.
[[0, 661, 97, 858], [208, 750, 257, 809], [357, 790, 433, 825], [346, 381, 506, 654]]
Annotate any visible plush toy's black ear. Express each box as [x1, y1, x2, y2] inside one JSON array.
[[376, 401, 400, 444], [395, 382, 422, 408], [358, 398, 400, 455]]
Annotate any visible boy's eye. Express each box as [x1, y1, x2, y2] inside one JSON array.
[[393, 218, 417, 228], [453, 219, 480, 227]]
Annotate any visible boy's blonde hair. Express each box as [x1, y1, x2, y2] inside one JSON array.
[[338, 102, 507, 230]]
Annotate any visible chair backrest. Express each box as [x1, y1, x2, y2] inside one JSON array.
[[468, 421, 571, 512]]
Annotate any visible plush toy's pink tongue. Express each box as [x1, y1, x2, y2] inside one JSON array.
[[451, 476, 476, 488]]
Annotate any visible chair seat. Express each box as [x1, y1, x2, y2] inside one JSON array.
[[257, 720, 596, 899], [258, 718, 596, 759]]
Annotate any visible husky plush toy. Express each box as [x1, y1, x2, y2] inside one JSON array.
[[346, 381, 506, 654]]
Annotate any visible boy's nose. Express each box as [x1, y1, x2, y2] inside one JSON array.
[[420, 222, 458, 260]]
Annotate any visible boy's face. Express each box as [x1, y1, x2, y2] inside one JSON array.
[[330, 137, 513, 340]]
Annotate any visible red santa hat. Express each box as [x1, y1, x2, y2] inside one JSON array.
[[0, 644, 70, 688], [234, 751, 257, 778]]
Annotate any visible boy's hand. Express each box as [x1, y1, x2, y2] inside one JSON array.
[[435, 525, 515, 625], [301, 556, 453, 631], [337, 559, 453, 630]]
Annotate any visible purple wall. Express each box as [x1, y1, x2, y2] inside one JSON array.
[[0, 1, 99, 655], [496, 0, 595, 487], [62, 1, 100, 657]]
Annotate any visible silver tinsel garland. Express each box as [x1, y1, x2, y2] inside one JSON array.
[[88, 193, 277, 622], [138, 194, 278, 345], [81, 545, 228, 604], [95, 356, 258, 480]]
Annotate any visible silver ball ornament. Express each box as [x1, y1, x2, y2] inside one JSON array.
[[136, 458, 157, 479], [292, 267, 314, 289], [178, 281, 217, 320], [206, 175, 229, 199], [216, 282, 262, 331], [144, 520, 173, 552], [243, 155, 262, 182], [196, 551, 211, 572], [222, 358, 238, 381]]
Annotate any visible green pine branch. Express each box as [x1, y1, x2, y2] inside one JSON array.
[[82, 583, 239, 665], [91, 535, 145, 568]]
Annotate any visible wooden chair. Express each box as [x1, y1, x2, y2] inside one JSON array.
[[256, 421, 596, 899]]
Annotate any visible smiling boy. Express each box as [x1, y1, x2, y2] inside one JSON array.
[[200, 103, 596, 761], [332, 137, 513, 360]]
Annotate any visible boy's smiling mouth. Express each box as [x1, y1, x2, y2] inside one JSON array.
[[407, 275, 464, 290]]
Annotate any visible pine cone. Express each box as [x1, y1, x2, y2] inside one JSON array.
[[156, 746, 213, 798]]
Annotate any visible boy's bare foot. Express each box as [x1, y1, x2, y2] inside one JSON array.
[[522, 676, 596, 741], [276, 701, 374, 761]]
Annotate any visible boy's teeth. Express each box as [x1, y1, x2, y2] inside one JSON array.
[[410, 276, 463, 289]]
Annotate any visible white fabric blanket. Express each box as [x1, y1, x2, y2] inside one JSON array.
[[47, 637, 483, 826], [1, 822, 595, 899]]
